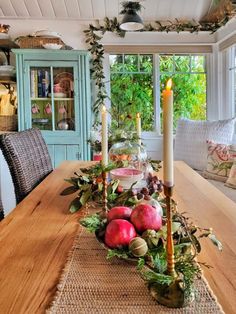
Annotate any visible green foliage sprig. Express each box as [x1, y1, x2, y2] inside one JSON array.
[[61, 161, 135, 212], [84, 18, 125, 125]]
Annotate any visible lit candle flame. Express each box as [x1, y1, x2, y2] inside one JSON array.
[[136, 112, 140, 118], [166, 79, 172, 90], [102, 105, 106, 113]]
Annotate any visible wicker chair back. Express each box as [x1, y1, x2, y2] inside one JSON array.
[[0, 197, 4, 221], [0, 128, 53, 204]]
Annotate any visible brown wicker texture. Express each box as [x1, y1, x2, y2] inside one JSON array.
[[0, 115, 17, 131], [48, 221, 224, 314], [16, 36, 65, 49], [0, 197, 4, 221], [0, 128, 53, 204]]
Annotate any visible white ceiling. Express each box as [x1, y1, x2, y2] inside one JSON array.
[[0, 0, 216, 23]]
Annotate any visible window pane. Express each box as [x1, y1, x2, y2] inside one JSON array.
[[139, 55, 153, 72], [124, 54, 138, 72], [160, 73, 206, 131], [174, 55, 190, 72], [160, 55, 173, 72], [191, 56, 205, 72], [110, 54, 154, 132], [109, 55, 123, 72]]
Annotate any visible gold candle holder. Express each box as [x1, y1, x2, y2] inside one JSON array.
[[102, 170, 108, 214], [149, 184, 185, 308], [164, 185, 176, 278]]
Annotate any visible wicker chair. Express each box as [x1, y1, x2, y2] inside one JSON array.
[[0, 197, 4, 221], [0, 128, 53, 204]]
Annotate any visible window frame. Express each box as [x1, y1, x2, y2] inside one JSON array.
[[105, 52, 209, 138]]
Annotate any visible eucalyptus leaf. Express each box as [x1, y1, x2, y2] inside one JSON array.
[[80, 183, 91, 191], [111, 179, 119, 193], [64, 178, 78, 187], [81, 175, 90, 182], [60, 186, 78, 196], [161, 222, 181, 238], [80, 190, 91, 206], [190, 234, 201, 253], [69, 198, 82, 213], [208, 234, 223, 251]]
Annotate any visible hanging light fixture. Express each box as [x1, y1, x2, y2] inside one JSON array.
[[120, 1, 144, 31]]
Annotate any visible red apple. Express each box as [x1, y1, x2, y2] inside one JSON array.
[[107, 206, 132, 222], [104, 219, 137, 249], [130, 203, 162, 233]]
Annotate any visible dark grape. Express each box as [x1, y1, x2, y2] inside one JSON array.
[[148, 188, 155, 195], [144, 195, 151, 201], [140, 187, 149, 195], [131, 171, 164, 201], [137, 193, 144, 200]]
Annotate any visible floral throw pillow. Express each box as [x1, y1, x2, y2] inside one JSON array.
[[203, 141, 235, 182], [174, 118, 235, 171], [225, 146, 236, 189]]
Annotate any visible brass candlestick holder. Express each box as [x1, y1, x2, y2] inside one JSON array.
[[149, 184, 185, 308], [164, 185, 176, 277], [102, 170, 108, 214]]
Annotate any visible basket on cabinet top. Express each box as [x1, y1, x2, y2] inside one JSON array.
[[0, 115, 17, 131], [15, 36, 65, 49]]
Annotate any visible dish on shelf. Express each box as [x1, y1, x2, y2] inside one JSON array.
[[33, 30, 62, 38], [42, 43, 63, 50], [32, 118, 49, 124], [32, 29, 61, 38], [48, 92, 67, 98]]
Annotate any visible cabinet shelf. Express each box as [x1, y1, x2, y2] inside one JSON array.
[[31, 97, 74, 101]]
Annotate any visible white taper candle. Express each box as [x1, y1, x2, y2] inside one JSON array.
[[162, 79, 174, 187]]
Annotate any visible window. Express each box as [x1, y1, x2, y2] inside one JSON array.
[[160, 54, 207, 130], [109, 53, 207, 134], [229, 46, 236, 117], [109, 54, 154, 132]]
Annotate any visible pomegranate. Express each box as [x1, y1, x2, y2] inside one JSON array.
[[130, 203, 162, 233], [104, 219, 136, 249], [107, 206, 132, 222]]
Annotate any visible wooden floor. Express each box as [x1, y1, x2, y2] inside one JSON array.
[[0, 161, 235, 313]]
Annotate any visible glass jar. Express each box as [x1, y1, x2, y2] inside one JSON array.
[[109, 140, 147, 171]]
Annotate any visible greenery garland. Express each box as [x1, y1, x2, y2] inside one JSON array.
[[84, 13, 236, 125]]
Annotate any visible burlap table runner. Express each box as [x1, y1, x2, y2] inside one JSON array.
[[48, 221, 224, 314]]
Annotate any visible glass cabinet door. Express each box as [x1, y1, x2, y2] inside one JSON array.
[[30, 66, 75, 131]]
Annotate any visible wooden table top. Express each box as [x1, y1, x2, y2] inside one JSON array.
[[0, 161, 235, 314]]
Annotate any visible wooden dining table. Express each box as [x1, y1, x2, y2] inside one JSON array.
[[0, 160, 235, 314]]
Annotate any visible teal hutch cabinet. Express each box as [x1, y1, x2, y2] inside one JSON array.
[[13, 49, 91, 167]]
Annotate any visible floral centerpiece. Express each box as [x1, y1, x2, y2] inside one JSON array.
[[62, 161, 222, 308]]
